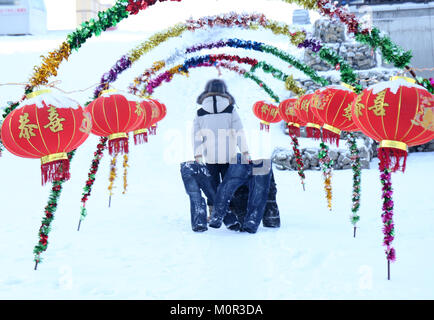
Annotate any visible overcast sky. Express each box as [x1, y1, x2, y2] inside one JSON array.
[[44, 0, 318, 31]]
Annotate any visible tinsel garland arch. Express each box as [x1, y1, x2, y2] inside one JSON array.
[[0, 0, 426, 269], [77, 57, 293, 230]]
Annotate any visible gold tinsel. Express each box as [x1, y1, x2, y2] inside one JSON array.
[[108, 153, 118, 198], [264, 21, 307, 46], [285, 75, 305, 96], [128, 24, 187, 63], [29, 42, 71, 87], [122, 154, 129, 195], [324, 174, 333, 211]]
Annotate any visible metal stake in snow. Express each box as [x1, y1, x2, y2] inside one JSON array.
[[353, 226, 357, 238], [388, 260, 391, 280], [109, 195, 112, 208]]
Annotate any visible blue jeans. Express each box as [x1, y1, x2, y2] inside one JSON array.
[[205, 163, 229, 206], [230, 171, 280, 228], [180, 161, 240, 232], [210, 155, 273, 233]]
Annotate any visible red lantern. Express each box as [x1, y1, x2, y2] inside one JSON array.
[[148, 99, 167, 135], [252, 101, 282, 131], [310, 85, 358, 146], [0, 90, 90, 185], [85, 91, 144, 155], [351, 78, 434, 172], [278, 98, 307, 137], [133, 100, 154, 145], [294, 93, 324, 139]]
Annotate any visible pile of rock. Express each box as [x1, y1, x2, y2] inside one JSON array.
[[303, 19, 378, 72], [272, 126, 376, 171]]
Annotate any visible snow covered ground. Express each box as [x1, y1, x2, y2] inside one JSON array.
[[0, 9, 433, 299]]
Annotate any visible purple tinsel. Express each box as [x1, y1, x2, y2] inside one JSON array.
[[298, 39, 322, 53], [380, 167, 396, 263], [94, 55, 132, 97]]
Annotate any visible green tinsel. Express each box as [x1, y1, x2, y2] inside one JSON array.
[[243, 71, 280, 102], [33, 150, 76, 268], [417, 77, 434, 94], [318, 47, 363, 93], [260, 44, 329, 87], [346, 132, 362, 232], [67, 0, 129, 51], [355, 28, 412, 69]]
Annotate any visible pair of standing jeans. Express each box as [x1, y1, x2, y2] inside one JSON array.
[[210, 156, 273, 233], [180, 161, 239, 232], [230, 171, 280, 228]]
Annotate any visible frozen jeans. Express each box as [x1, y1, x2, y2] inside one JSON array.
[[180, 161, 240, 232], [230, 171, 280, 228], [209, 156, 273, 233]]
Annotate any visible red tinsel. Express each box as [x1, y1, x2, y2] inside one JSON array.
[[378, 147, 408, 173], [126, 0, 182, 15], [41, 159, 70, 186], [209, 54, 258, 66]]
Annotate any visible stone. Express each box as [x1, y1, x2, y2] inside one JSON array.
[[329, 150, 339, 161]]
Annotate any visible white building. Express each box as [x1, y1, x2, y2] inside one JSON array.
[[0, 0, 47, 35]]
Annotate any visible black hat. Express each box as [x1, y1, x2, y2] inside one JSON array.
[[196, 79, 235, 105]]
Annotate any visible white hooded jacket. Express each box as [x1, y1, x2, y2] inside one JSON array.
[[193, 96, 249, 164]]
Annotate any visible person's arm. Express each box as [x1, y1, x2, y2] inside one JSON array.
[[193, 115, 204, 163], [231, 109, 250, 160]]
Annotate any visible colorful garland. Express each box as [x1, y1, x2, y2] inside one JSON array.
[[122, 154, 129, 194], [2, 0, 415, 269], [291, 135, 306, 191], [108, 153, 118, 207], [78, 137, 108, 231], [380, 167, 396, 280], [129, 39, 329, 94], [318, 141, 333, 211], [33, 151, 75, 269], [346, 132, 361, 237], [144, 54, 289, 101]]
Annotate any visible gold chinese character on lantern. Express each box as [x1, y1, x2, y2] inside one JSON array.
[[270, 108, 278, 119], [368, 90, 389, 117], [261, 104, 269, 114], [301, 100, 309, 112], [135, 102, 144, 117], [43, 106, 65, 133], [343, 102, 353, 121], [353, 94, 365, 117], [19, 113, 39, 139], [412, 104, 434, 132], [79, 112, 92, 134]]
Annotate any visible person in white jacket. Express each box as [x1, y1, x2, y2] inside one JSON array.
[[193, 79, 250, 220]]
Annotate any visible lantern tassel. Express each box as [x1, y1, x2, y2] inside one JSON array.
[[134, 131, 148, 145], [288, 124, 301, 137], [306, 127, 321, 140], [260, 122, 270, 131], [108, 137, 129, 156], [378, 147, 407, 173], [41, 159, 70, 186], [322, 128, 340, 147], [149, 124, 157, 135]]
